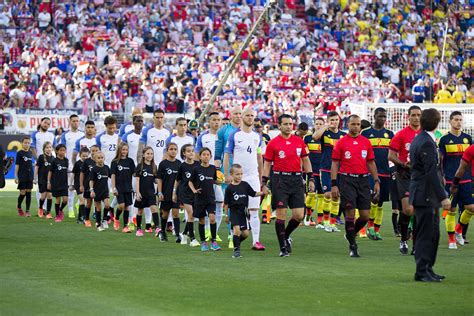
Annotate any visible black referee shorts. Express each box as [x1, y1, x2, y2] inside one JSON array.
[[395, 167, 411, 199], [271, 173, 305, 209], [390, 172, 400, 210], [339, 175, 371, 211]]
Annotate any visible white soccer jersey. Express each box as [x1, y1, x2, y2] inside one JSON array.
[[140, 126, 170, 163], [166, 134, 195, 162], [74, 136, 97, 153], [225, 129, 262, 179], [195, 131, 217, 165], [122, 130, 141, 166], [60, 130, 84, 167], [31, 130, 55, 156], [96, 132, 119, 167]]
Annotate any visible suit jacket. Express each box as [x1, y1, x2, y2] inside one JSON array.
[[409, 131, 447, 208]]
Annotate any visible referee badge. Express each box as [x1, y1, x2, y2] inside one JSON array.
[[361, 150, 367, 158], [344, 151, 351, 159], [296, 148, 302, 156], [279, 150, 286, 159]]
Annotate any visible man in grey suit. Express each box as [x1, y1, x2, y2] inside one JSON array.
[[409, 108, 451, 282]]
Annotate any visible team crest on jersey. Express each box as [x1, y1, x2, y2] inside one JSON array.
[[143, 171, 148, 177], [405, 143, 411, 151], [199, 174, 205, 181], [57, 165, 63, 171], [23, 156, 30, 162], [384, 133, 389, 138], [118, 165, 123, 171], [296, 148, 302, 156], [44, 162, 50, 166], [167, 168, 173, 175], [279, 150, 286, 159], [233, 193, 240, 201], [463, 138, 469, 144], [344, 151, 351, 159], [185, 172, 191, 179], [361, 150, 367, 158], [97, 174, 102, 180]]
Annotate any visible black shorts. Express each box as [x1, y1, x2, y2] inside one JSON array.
[[178, 192, 194, 205], [18, 181, 33, 190], [193, 202, 216, 219], [314, 174, 323, 194], [160, 200, 180, 211], [134, 195, 156, 209], [339, 175, 371, 211], [74, 185, 81, 196], [369, 176, 390, 203], [390, 172, 400, 209], [52, 189, 69, 198], [117, 192, 133, 206], [230, 207, 249, 231], [38, 183, 50, 194], [93, 190, 110, 202], [271, 173, 305, 209], [83, 189, 91, 199], [395, 168, 411, 199]]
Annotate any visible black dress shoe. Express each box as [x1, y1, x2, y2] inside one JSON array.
[[414, 273, 441, 282], [428, 271, 446, 280], [349, 244, 360, 257]]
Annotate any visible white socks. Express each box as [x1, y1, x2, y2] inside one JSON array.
[[68, 191, 75, 212], [249, 210, 260, 244], [215, 202, 223, 230], [145, 207, 152, 224]]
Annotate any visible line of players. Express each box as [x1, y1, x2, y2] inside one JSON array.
[[13, 106, 474, 257]]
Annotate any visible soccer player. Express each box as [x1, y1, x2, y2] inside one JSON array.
[[450, 144, 474, 246], [157, 142, 181, 242], [134, 146, 161, 237], [111, 142, 136, 233], [304, 118, 325, 227], [73, 120, 97, 162], [263, 114, 314, 257], [331, 115, 380, 257], [388, 105, 422, 255], [34, 142, 54, 218], [312, 111, 346, 233], [31, 117, 55, 159], [439, 111, 472, 249], [60, 114, 85, 218], [48, 144, 69, 222], [118, 108, 143, 137], [89, 151, 112, 231], [254, 118, 272, 223], [361, 108, 394, 240], [166, 117, 195, 162], [80, 145, 99, 227], [96, 116, 119, 168], [139, 109, 170, 164], [224, 164, 268, 258], [173, 144, 200, 247], [224, 107, 265, 251], [72, 147, 89, 223], [189, 147, 222, 252], [15, 137, 34, 217]]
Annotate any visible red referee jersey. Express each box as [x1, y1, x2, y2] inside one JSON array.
[[462, 144, 474, 177], [264, 134, 309, 172], [389, 126, 421, 163], [332, 134, 375, 174]]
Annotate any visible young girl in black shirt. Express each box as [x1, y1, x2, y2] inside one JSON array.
[[15, 137, 34, 217], [48, 144, 69, 222], [173, 144, 200, 247], [72, 147, 89, 223], [111, 142, 136, 233], [34, 141, 53, 218], [134, 146, 160, 237], [80, 145, 99, 227], [90, 151, 112, 231]]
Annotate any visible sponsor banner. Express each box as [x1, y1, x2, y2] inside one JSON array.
[[1, 109, 85, 133]]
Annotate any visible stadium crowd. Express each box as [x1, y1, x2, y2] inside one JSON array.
[[0, 0, 473, 128]]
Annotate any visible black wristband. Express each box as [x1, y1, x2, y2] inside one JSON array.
[[453, 177, 461, 185], [331, 179, 338, 187], [305, 172, 315, 182], [262, 176, 269, 185]]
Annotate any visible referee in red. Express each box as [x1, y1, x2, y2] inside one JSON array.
[[331, 115, 380, 257], [263, 114, 314, 257]]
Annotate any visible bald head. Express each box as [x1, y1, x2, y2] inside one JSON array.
[[230, 106, 242, 126]]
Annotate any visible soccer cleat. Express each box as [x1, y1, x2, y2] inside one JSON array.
[[176, 235, 182, 244], [316, 223, 325, 229], [374, 232, 383, 240], [38, 209, 44, 218], [97, 226, 105, 232], [189, 239, 200, 247], [228, 239, 234, 249], [394, 228, 401, 237], [279, 248, 290, 257], [201, 242, 209, 252], [122, 226, 131, 233], [349, 244, 360, 257], [309, 220, 316, 226], [145, 227, 153, 233], [400, 241, 409, 255], [46, 213, 53, 219], [18, 208, 25, 217], [154, 227, 162, 238], [113, 219, 120, 231], [359, 227, 367, 238], [252, 242, 266, 251], [336, 216, 344, 225], [25, 211, 31, 218], [101, 220, 109, 229], [463, 237, 469, 244], [158, 231, 168, 242], [324, 225, 333, 233], [455, 232, 465, 246], [331, 225, 341, 232], [136, 229, 144, 237], [181, 234, 188, 245], [232, 250, 242, 258], [303, 218, 310, 226], [84, 220, 92, 227], [68, 211, 75, 218], [55, 215, 63, 223], [285, 238, 293, 253], [448, 242, 457, 250], [216, 234, 222, 242], [367, 227, 376, 240], [211, 241, 221, 251], [128, 222, 135, 232], [205, 229, 211, 242]]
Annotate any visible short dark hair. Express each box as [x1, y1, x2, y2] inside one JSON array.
[[181, 144, 194, 160], [85, 120, 95, 126], [327, 111, 339, 118], [209, 112, 220, 117], [361, 119, 371, 129], [166, 142, 178, 150], [198, 147, 212, 157], [408, 105, 422, 115], [104, 116, 117, 126], [315, 117, 325, 123], [154, 109, 165, 116], [449, 111, 462, 120], [374, 107, 386, 116], [348, 114, 360, 121], [278, 114, 292, 124], [297, 122, 309, 131], [90, 145, 100, 150], [22, 136, 31, 142], [69, 114, 79, 120], [40, 117, 51, 122], [55, 144, 67, 151], [176, 117, 187, 125], [132, 115, 143, 122], [79, 147, 90, 154], [420, 108, 441, 131]]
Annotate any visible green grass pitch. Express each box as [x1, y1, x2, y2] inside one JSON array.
[[1, 181, 473, 315]]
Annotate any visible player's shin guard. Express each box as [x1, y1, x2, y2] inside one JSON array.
[[330, 200, 339, 225], [316, 194, 324, 223], [368, 203, 377, 229], [25, 192, 31, 211], [374, 206, 383, 232], [68, 191, 75, 212], [123, 210, 129, 226], [47, 199, 52, 214], [456, 210, 474, 234], [446, 211, 456, 243], [275, 219, 286, 249], [144, 208, 152, 225], [249, 210, 261, 244], [285, 218, 300, 239], [216, 202, 223, 229], [17, 194, 25, 209], [323, 197, 331, 225], [399, 213, 410, 241], [345, 216, 356, 246]]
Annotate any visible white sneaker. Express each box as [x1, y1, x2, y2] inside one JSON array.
[[180, 234, 188, 245], [448, 242, 457, 250], [324, 225, 333, 233], [316, 224, 325, 229], [97, 226, 105, 232], [455, 232, 465, 246], [331, 225, 340, 232], [102, 220, 109, 229], [189, 239, 200, 247], [303, 219, 310, 226]]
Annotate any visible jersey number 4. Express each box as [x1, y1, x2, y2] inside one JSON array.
[[247, 146, 252, 154]]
